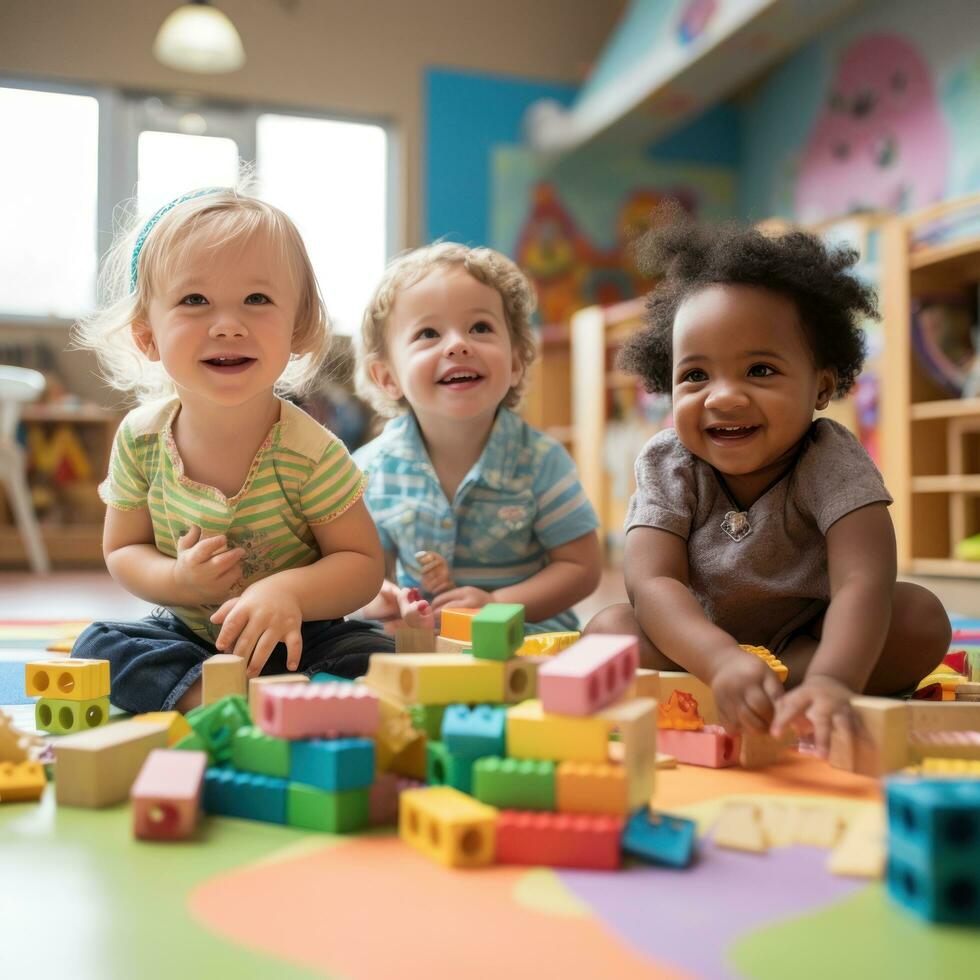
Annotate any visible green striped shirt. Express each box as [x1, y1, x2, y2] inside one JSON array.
[[99, 396, 367, 640]]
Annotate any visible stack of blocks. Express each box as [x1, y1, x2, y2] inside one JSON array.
[[26, 659, 110, 735]]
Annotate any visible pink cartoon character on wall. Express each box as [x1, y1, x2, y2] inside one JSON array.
[[795, 34, 949, 222]]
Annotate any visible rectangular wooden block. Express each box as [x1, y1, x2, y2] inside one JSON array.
[[556, 762, 629, 816], [399, 786, 497, 867], [365, 654, 505, 705], [496, 810, 623, 870], [909, 730, 980, 762], [248, 673, 309, 718], [656, 726, 740, 768], [202, 654, 247, 706], [908, 701, 980, 732], [829, 697, 908, 776], [656, 671, 719, 724], [435, 635, 472, 654], [257, 681, 379, 739], [440, 608, 481, 642], [739, 731, 791, 769], [625, 668, 660, 700], [25, 658, 109, 701], [130, 748, 207, 840], [0, 761, 46, 803], [538, 634, 639, 716], [395, 627, 437, 654], [55, 719, 170, 808], [506, 699, 609, 763], [502, 656, 543, 704], [597, 697, 657, 808]]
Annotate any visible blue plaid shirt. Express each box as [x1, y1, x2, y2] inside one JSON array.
[[353, 409, 599, 633]]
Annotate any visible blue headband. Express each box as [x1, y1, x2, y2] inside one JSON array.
[[129, 186, 229, 291]]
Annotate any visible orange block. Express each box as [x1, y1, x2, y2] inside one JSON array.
[[556, 762, 629, 816], [657, 690, 704, 731], [440, 608, 481, 643], [0, 760, 46, 803]]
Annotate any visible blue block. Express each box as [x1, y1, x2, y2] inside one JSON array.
[[203, 768, 288, 824], [289, 737, 375, 791], [622, 808, 697, 868], [441, 704, 506, 758]]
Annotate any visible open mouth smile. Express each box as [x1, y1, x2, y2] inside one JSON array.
[[705, 424, 760, 443], [437, 371, 483, 388], [202, 356, 256, 374]]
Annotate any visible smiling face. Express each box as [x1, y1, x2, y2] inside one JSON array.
[[134, 229, 299, 410], [368, 264, 522, 430], [671, 284, 836, 505]]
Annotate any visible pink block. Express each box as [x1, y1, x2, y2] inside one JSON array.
[[130, 749, 207, 840], [368, 773, 425, 826], [657, 726, 741, 768], [257, 681, 379, 739], [537, 634, 639, 716]]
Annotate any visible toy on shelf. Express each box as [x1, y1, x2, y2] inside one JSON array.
[[26, 659, 110, 735]]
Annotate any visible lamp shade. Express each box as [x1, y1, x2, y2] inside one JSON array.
[[153, 1, 246, 74]]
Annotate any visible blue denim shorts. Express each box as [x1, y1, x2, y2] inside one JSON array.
[[71, 610, 395, 713]]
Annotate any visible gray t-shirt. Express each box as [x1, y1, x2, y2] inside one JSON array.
[[625, 418, 893, 652]]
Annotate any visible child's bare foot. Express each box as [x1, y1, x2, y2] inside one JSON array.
[[398, 587, 435, 631]]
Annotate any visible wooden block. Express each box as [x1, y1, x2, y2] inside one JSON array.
[[829, 696, 909, 776], [828, 807, 885, 878], [739, 731, 791, 769], [202, 654, 247, 706], [556, 761, 629, 816], [395, 626, 436, 654], [247, 673, 309, 717], [516, 631, 580, 657], [55, 719, 170, 807], [0, 760, 46, 803], [130, 749, 207, 840], [657, 726, 740, 768], [257, 681, 379, 739], [25, 658, 109, 701], [625, 667, 660, 700], [133, 711, 191, 747], [496, 810, 623, 870], [656, 671, 719, 724], [597, 697, 657, 807], [365, 653, 505, 705], [712, 802, 768, 853], [908, 730, 980, 762], [502, 655, 542, 704], [399, 786, 497, 868], [760, 802, 799, 848], [439, 608, 480, 643], [796, 807, 846, 848], [506, 699, 610, 763], [655, 752, 677, 770], [379, 731, 428, 780], [435, 635, 471, 654], [907, 700, 980, 732], [538, 634, 639, 716]]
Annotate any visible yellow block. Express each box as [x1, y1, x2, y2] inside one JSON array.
[[556, 762, 629, 816], [25, 659, 109, 701], [132, 711, 191, 746], [0, 760, 46, 803], [917, 757, 980, 776], [597, 697, 657, 808], [399, 786, 497, 867], [440, 608, 480, 642], [365, 654, 505, 705], [506, 699, 609, 763], [516, 631, 580, 657]]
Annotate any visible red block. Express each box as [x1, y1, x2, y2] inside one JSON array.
[[656, 725, 740, 768], [944, 650, 968, 675], [496, 810, 624, 870], [258, 681, 379, 739], [130, 749, 207, 840]]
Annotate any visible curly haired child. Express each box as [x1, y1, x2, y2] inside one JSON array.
[[585, 205, 950, 754], [71, 184, 392, 713]]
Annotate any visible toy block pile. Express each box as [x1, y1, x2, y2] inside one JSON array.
[[0, 708, 47, 804], [25, 658, 110, 735]]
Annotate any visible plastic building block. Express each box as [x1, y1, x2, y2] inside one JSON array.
[[909, 730, 980, 762], [54, 719, 170, 807], [506, 699, 610, 763], [944, 650, 968, 675], [258, 681, 379, 739], [426, 740, 474, 794], [919, 757, 980, 776], [556, 762, 629, 816], [441, 704, 506, 758], [712, 802, 768, 853], [311, 673, 354, 684], [287, 783, 369, 833], [365, 654, 507, 705], [471, 603, 525, 661], [408, 704, 446, 741], [657, 690, 704, 731], [502, 656, 541, 704], [369, 772, 424, 826], [376, 691, 417, 756], [203, 768, 287, 824], [25, 658, 109, 701], [517, 631, 580, 657], [657, 726, 740, 768], [538, 634, 638, 716], [597, 697, 657, 808], [740, 644, 788, 682], [130, 749, 207, 840], [473, 757, 555, 810], [496, 810, 624, 870], [184, 695, 251, 764], [0, 709, 44, 765], [395, 626, 437, 654], [656, 671, 719, 724], [230, 725, 291, 778], [886, 777, 980, 924], [0, 760, 46, 803], [173, 731, 208, 753], [133, 711, 191, 746], [248, 673, 309, 717], [622, 808, 696, 868], [290, 737, 375, 791], [378, 730, 428, 779], [907, 700, 980, 731], [828, 806, 885, 878], [35, 695, 109, 735], [202, 653, 247, 706], [399, 786, 498, 868], [829, 697, 909, 775], [440, 607, 480, 642]]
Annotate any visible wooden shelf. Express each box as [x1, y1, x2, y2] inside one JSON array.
[[911, 398, 980, 421], [912, 475, 980, 493], [909, 559, 980, 579], [909, 236, 980, 270], [0, 524, 105, 567]]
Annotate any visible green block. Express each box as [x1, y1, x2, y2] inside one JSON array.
[[471, 603, 525, 661], [173, 731, 208, 753], [286, 783, 369, 833], [34, 695, 109, 735], [426, 740, 473, 794], [473, 756, 555, 810], [230, 725, 290, 778], [185, 695, 251, 764], [409, 704, 446, 740]]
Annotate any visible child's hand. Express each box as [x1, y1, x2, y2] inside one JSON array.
[[415, 551, 454, 595], [430, 586, 494, 616], [710, 650, 785, 734], [210, 579, 303, 677], [771, 674, 856, 758], [174, 525, 245, 603]]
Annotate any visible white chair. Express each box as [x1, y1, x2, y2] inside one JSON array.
[[0, 366, 50, 574]]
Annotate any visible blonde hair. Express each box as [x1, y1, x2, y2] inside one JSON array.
[[73, 181, 329, 402], [355, 242, 538, 418]]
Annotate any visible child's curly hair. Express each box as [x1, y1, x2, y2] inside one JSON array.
[[618, 202, 879, 397]]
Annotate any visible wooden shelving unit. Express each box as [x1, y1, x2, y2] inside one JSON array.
[[522, 321, 573, 452], [881, 192, 980, 578]]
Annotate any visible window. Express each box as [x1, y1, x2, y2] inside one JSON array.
[[137, 131, 240, 215]]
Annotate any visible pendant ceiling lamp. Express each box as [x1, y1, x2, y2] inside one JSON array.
[[153, 0, 246, 74]]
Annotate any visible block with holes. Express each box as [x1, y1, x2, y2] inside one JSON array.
[[502, 656, 541, 704], [472, 757, 556, 810], [622, 808, 697, 868], [290, 737, 375, 792], [25, 658, 109, 701], [202, 653, 247, 706], [556, 762, 629, 816], [496, 810, 624, 870], [426, 740, 475, 794], [230, 725, 291, 779], [247, 673, 309, 718], [441, 704, 506, 758], [506, 699, 610, 763], [365, 654, 506, 705], [656, 726, 740, 768], [184, 695, 251, 764], [258, 681, 379, 739], [399, 786, 498, 868], [35, 695, 109, 735], [440, 607, 481, 642], [538, 634, 639, 716], [0, 760, 46, 803], [130, 749, 207, 840], [470, 603, 525, 661]]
